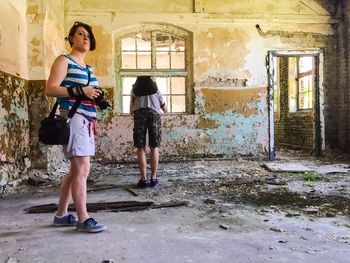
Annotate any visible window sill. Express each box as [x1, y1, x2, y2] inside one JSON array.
[[117, 112, 195, 116], [288, 110, 313, 117]]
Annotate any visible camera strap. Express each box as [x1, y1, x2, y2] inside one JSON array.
[[48, 69, 91, 119]]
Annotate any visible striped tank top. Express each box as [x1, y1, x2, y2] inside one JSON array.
[[58, 54, 99, 121]]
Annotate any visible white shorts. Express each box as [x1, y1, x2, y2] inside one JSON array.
[[63, 114, 95, 159]]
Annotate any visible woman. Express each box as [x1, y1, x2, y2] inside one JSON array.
[[45, 21, 106, 233], [130, 76, 168, 188]]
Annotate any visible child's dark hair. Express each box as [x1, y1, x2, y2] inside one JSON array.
[[133, 76, 158, 96], [66, 21, 96, 51]]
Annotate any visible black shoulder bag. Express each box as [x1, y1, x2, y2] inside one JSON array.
[[39, 71, 90, 145]]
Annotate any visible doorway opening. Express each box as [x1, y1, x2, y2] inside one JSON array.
[[267, 51, 325, 160]]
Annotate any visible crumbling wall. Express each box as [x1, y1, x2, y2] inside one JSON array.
[[0, 71, 30, 185], [26, 0, 67, 170], [336, 0, 350, 153]]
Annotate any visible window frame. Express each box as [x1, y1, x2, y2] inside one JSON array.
[[295, 56, 315, 111], [114, 25, 193, 114]]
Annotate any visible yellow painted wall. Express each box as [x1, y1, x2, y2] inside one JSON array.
[[201, 0, 328, 15], [0, 0, 28, 78], [27, 0, 65, 80], [65, 0, 193, 13]]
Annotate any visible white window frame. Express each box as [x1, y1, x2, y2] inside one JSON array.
[[114, 25, 193, 114]]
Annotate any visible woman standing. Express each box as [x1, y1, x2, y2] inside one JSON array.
[[130, 76, 168, 188], [45, 21, 106, 233]]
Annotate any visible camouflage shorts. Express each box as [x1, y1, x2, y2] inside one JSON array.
[[133, 108, 161, 148]]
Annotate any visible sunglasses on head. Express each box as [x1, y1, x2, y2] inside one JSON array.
[[74, 21, 92, 31]]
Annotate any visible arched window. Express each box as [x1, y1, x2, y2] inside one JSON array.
[[115, 25, 193, 113]]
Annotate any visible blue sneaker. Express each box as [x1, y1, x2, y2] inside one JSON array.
[[150, 178, 159, 187], [137, 179, 150, 188], [76, 218, 107, 233], [53, 213, 77, 226]]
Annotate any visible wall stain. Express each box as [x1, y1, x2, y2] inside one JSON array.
[[194, 28, 251, 81], [30, 47, 43, 67], [201, 87, 265, 116], [26, 4, 43, 24], [197, 118, 219, 129], [30, 37, 40, 46]]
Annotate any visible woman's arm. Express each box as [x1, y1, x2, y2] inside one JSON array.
[[129, 96, 135, 116], [45, 56, 70, 97], [161, 103, 168, 113]]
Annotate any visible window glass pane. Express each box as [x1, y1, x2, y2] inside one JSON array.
[[136, 33, 151, 51], [156, 52, 170, 69], [170, 36, 185, 52], [298, 76, 312, 109], [156, 33, 170, 51], [119, 30, 189, 114], [155, 77, 170, 94], [137, 51, 151, 69], [122, 52, 136, 69], [122, 96, 131, 113], [171, 52, 185, 69], [288, 57, 297, 112], [122, 37, 135, 51], [273, 57, 279, 113], [172, 96, 186, 112], [299, 57, 313, 73], [171, 77, 185, 94], [122, 77, 137, 95], [162, 95, 171, 111]]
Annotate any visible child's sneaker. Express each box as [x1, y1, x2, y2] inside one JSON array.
[[53, 213, 77, 226], [137, 179, 150, 188], [76, 218, 107, 233], [150, 178, 159, 187]]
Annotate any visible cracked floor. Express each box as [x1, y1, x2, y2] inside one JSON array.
[[0, 150, 350, 263]]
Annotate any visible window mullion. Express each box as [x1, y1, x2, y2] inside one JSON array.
[[168, 34, 172, 70], [296, 58, 300, 110], [151, 32, 156, 69], [134, 37, 138, 69]]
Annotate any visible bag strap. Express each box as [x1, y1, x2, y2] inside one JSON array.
[[48, 69, 91, 119]]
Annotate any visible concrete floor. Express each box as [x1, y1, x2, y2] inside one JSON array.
[[0, 151, 350, 263]]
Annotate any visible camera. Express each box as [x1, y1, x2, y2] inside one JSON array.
[[94, 89, 110, 110]]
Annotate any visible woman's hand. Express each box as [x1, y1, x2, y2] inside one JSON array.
[[82, 86, 102, 100]]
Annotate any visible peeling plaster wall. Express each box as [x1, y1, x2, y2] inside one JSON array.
[[26, 0, 66, 169], [27, 0, 45, 80], [43, 0, 65, 79], [97, 86, 268, 161], [27, 0, 64, 79], [0, 0, 30, 183], [0, 71, 30, 182], [63, 0, 336, 162], [0, 0, 66, 178]]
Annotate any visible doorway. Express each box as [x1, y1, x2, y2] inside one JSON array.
[[267, 51, 325, 160]]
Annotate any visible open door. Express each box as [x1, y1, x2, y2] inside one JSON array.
[[267, 50, 325, 160]]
